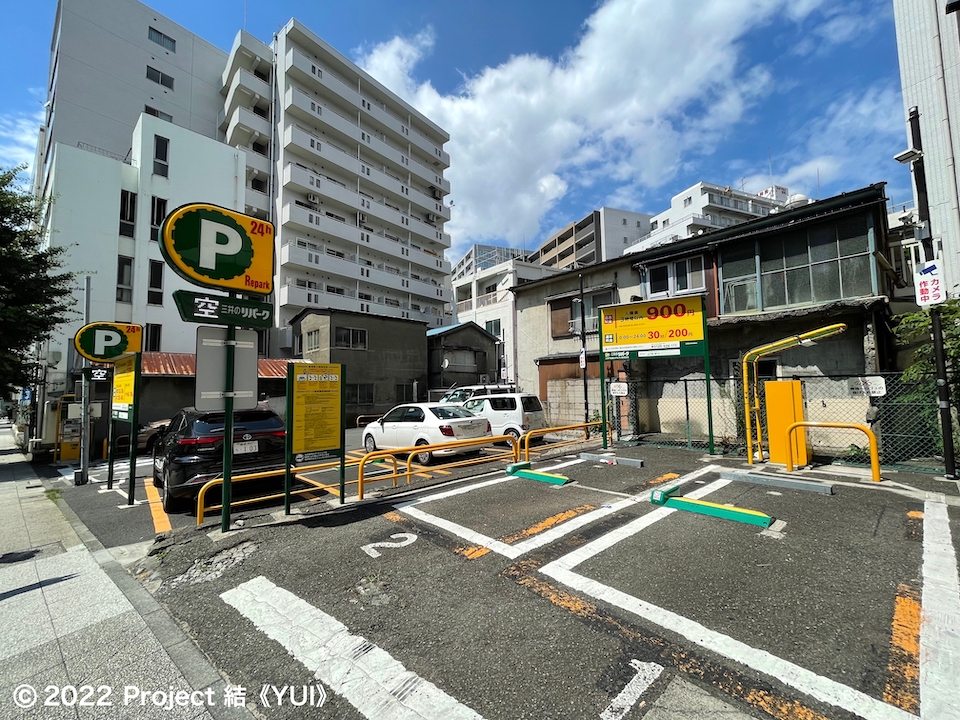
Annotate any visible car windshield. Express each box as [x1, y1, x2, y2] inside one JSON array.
[[193, 411, 284, 434], [429, 406, 476, 420], [440, 389, 470, 404]]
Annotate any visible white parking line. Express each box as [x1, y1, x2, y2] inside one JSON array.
[[394, 463, 718, 559], [919, 498, 960, 720], [600, 660, 663, 720], [539, 476, 919, 720], [221, 576, 485, 720]]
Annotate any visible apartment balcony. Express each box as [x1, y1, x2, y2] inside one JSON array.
[[284, 86, 361, 147], [703, 193, 772, 218], [476, 289, 510, 308], [408, 274, 445, 301], [281, 202, 360, 244], [284, 46, 360, 110], [456, 298, 473, 314], [282, 163, 358, 208], [280, 241, 359, 281], [224, 106, 271, 147], [409, 185, 451, 220], [222, 68, 271, 126], [244, 148, 271, 177], [407, 130, 450, 170], [282, 125, 359, 176], [244, 186, 270, 215], [408, 155, 450, 193], [408, 241, 450, 273], [279, 282, 360, 313], [222, 29, 272, 89], [568, 315, 600, 335]]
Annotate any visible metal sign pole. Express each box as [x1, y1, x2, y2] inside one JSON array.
[[221, 314, 237, 533], [284, 364, 293, 515], [702, 296, 714, 454], [339, 372, 346, 502], [598, 307, 608, 449], [107, 417, 115, 490], [126, 353, 141, 505]]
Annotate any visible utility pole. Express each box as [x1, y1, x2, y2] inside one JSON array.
[[77, 275, 91, 485], [900, 106, 956, 478], [578, 273, 589, 425]]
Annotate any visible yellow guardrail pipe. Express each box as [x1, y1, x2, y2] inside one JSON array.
[[742, 324, 847, 465], [521, 422, 600, 462], [784, 421, 881, 482]]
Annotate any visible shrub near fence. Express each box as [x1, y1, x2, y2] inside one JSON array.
[[604, 372, 950, 473]]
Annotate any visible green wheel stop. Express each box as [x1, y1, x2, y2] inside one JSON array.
[[510, 468, 570, 486], [650, 485, 773, 528]]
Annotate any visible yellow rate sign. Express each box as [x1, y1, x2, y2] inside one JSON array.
[[291, 364, 342, 455], [601, 296, 705, 354]]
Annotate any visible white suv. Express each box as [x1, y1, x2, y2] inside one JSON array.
[[462, 393, 547, 441]]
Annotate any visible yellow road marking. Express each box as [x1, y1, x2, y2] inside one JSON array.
[[143, 482, 172, 533], [882, 583, 921, 713], [455, 505, 598, 559], [907, 510, 923, 519]]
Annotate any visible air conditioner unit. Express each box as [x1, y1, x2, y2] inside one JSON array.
[[427, 213, 437, 222], [307, 194, 319, 204]]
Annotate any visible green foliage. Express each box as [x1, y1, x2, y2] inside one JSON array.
[[0, 166, 76, 397], [894, 298, 960, 381]]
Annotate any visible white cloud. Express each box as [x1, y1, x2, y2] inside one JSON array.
[[0, 109, 42, 177], [355, 0, 881, 258]]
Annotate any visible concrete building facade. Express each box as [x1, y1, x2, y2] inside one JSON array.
[[892, 0, 960, 296], [525, 207, 653, 270]]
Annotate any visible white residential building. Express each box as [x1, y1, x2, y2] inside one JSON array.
[[624, 182, 787, 255], [892, 0, 960, 296], [34, 0, 451, 377], [525, 208, 653, 269], [451, 245, 561, 384]]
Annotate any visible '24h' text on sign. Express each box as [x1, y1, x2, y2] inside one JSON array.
[[601, 296, 706, 358]]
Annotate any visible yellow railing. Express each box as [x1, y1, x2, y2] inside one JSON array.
[[784, 421, 881, 482], [520, 422, 601, 462]]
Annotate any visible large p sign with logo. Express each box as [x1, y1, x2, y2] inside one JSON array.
[[74, 323, 143, 363], [160, 203, 274, 295]]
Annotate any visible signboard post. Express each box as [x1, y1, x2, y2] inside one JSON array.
[[160, 203, 275, 530], [285, 364, 345, 512], [598, 296, 713, 453]]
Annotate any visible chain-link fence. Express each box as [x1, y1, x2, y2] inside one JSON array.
[[603, 372, 951, 473]]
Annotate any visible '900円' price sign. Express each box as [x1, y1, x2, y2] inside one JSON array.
[[600, 296, 706, 358]]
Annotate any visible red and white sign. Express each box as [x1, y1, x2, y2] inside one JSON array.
[[914, 261, 945, 306]]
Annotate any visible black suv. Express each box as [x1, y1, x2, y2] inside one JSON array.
[[152, 407, 286, 512]]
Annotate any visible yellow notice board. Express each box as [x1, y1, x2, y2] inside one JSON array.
[[600, 296, 706, 357], [112, 354, 137, 420], [290, 363, 342, 458]]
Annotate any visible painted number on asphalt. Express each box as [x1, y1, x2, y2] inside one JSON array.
[[361, 533, 417, 558]]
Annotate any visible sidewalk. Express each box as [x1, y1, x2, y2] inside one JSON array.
[[0, 421, 252, 720]]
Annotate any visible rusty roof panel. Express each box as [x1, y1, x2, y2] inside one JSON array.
[[140, 352, 306, 378]]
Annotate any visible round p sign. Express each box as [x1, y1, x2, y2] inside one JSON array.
[[74, 323, 143, 362], [160, 203, 274, 295]]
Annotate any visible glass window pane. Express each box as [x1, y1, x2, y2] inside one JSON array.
[[674, 261, 688, 291], [840, 255, 872, 297], [759, 237, 784, 272], [838, 216, 869, 256], [649, 265, 669, 294], [762, 272, 786, 308], [785, 267, 812, 305], [809, 225, 838, 262], [783, 232, 808, 268], [721, 239, 756, 278], [811, 261, 841, 302], [688, 256, 704, 290]]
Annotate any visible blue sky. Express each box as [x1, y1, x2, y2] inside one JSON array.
[[1, 0, 911, 260]]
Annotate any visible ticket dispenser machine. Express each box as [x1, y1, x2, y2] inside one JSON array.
[[764, 380, 809, 466]]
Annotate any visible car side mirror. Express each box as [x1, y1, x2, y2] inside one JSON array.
[[378, 417, 385, 425]]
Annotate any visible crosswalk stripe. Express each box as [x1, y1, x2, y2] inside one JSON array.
[[221, 576, 485, 719]]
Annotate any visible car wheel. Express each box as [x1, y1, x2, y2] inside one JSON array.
[[506, 428, 521, 444], [152, 447, 163, 488], [364, 434, 377, 453], [161, 470, 182, 513], [413, 439, 432, 465]]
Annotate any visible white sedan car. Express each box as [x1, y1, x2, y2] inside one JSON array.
[[362, 403, 492, 464]]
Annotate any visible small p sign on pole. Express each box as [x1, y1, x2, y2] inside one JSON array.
[[74, 323, 143, 363]]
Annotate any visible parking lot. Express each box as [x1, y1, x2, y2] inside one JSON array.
[[89, 442, 957, 720]]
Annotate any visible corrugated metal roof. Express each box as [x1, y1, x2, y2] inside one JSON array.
[[140, 352, 304, 378]]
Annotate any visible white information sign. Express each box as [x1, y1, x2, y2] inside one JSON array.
[[610, 382, 628, 397], [914, 261, 946, 306]]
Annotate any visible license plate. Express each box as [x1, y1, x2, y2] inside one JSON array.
[[234, 440, 258, 454]]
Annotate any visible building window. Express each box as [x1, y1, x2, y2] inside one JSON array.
[[116, 256, 133, 303], [396, 384, 414, 402], [146, 66, 174, 90], [144, 105, 172, 122], [647, 257, 705, 297], [252, 141, 268, 157], [119, 190, 136, 237], [345, 384, 375, 405], [145, 323, 162, 352], [683, 196, 692, 207], [153, 136, 169, 177], [303, 329, 321, 353], [148, 260, 163, 305], [651, 220, 658, 231], [148, 27, 176, 52], [622, 218, 627, 225], [251, 177, 267, 193], [150, 196, 167, 241], [334, 327, 367, 349], [485, 319, 501, 338]]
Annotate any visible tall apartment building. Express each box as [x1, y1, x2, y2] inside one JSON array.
[[892, 0, 960, 296], [624, 182, 787, 255], [33, 0, 451, 397], [525, 207, 653, 270]]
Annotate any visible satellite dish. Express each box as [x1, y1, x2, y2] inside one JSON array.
[[442, 359, 449, 369]]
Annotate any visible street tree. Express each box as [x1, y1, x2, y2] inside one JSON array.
[[0, 166, 76, 397]]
